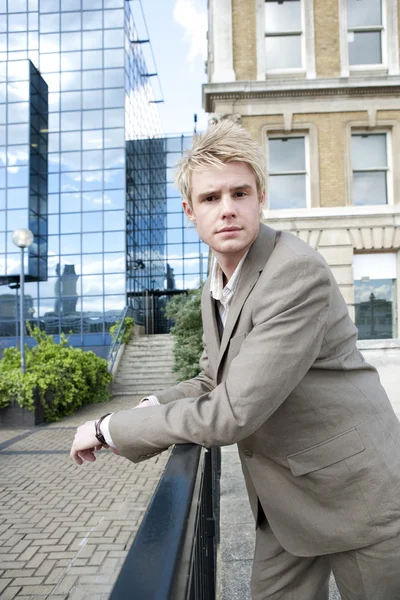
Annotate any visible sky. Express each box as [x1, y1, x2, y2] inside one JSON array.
[[136, 0, 208, 136]]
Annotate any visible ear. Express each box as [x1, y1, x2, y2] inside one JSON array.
[[259, 189, 266, 216], [182, 200, 196, 222]]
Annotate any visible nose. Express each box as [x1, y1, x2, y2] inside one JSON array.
[[220, 193, 237, 218]]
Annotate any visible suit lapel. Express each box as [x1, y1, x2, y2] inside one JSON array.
[[202, 277, 221, 364], [216, 224, 277, 376]]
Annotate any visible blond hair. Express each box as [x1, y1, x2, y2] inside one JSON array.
[[175, 119, 267, 208]]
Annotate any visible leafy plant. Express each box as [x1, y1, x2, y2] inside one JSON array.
[[165, 288, 203, 381], [0, 325, 112, 422], [109, 317, 135, 345]]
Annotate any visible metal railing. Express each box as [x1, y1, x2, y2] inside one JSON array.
[[107, 306, 131, 373], [109, 444, 221, 600]]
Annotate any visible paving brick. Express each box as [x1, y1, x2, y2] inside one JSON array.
[[1, 587, 22, 600], [68, 566, 99, 576], [51, 575, 78, 594], [26, 553, 47, 569], [18, 544, 40, 561], [17, 586, 56, 596], [88, 550, 107, 566], [0, 578, 12, 594], [44, 566, 65, 584], [12, 576, 45, 586], [3, 569, 35, 578], [36, 559, 57, 577]]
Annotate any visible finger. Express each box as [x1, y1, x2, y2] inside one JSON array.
[[111, 447, 120, 455], [78, 450, 97, 462], [70, 449, 83, 465]]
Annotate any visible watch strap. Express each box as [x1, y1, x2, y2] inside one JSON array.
[[95, 413, 111, 445]]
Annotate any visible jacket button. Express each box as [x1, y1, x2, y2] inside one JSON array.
[[243, 449, 253, 458]]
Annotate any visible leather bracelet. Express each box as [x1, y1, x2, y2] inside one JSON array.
[[95, 413, 111, 445]]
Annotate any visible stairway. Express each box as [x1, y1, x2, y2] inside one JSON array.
[[112, 334, 177, 396]]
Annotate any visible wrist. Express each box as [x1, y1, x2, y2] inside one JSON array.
[[95, 413, 111, 445]]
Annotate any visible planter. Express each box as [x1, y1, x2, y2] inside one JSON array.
[[0, 388, 45, 428]]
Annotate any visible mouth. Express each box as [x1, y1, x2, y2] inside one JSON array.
[[217, 226, 242, 234]]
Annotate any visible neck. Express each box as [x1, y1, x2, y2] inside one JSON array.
[[214, 249, 246, 281]]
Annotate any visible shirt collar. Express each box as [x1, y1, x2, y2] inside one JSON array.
[[210, 251, 249, 304]]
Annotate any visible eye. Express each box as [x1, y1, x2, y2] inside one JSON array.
[[235, 191, 247, 197], [204, 195, 216, 202]]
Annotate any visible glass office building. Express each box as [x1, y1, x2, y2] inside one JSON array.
[[0, 0, 208, 353]]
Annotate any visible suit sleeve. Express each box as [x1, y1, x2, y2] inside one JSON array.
[[154, 332, 215, 405], [110, 256, 332, 462]]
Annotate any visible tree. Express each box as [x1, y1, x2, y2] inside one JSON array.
[[165, 288, 203, 381]]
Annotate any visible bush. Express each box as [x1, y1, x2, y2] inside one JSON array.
[[109, 317, 135, 345], [0, 326, 112, 422], [165, 288, 203, 381]]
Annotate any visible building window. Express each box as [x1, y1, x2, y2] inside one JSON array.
[[347, 0, 383, 66], [351, 133, 390, 205], [267, 136, 308, 209], [264, 0, 303, 70], [353, 253, 398, 340]]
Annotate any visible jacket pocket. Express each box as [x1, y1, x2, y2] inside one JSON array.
[[287, 427, 365, 476]]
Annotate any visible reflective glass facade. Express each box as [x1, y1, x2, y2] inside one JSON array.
[[0, 1, 208, 350], [0, 0, 165, 351]]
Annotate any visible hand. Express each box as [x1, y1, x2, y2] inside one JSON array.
[[70, 420, 110, 465]]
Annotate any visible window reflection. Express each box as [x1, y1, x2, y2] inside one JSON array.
[[82, 30, 102, 50], [83, 50, 102, 69], [83, 11, 102, 30], [82, 232, 102, 253], [104, 231, 123, 252], [81, 112, 101, 132], [82, 253, 103, 274], [8, 13, 28, 33], [61, 51, 81, 71], [61, 0, 81, 11], [104, 87, 124, 107], [60, 233, 81, 255], [61, 32, 82, 52], [104, 168, 124, 189], [82, 190, 102, 211], [40, 13, 59, 34], [82, 150, 102, 170], [8, 32, 28, 51], [104, 28, 124, 48], [60, 111, 81, 131], [61, 12, 81, 32], [104, 48, 124, 68], [104, 148, 123, 168], [40, 33, 60, 53], [61, 91, 81, 111], [61, 131, 81, 152], [81, 170, 102, 191], [104, 68, 124, 88], [82, 89, 102, 109], [103, 252, 124, 273], [103, 128, 124, 148], [104, 189, 124, 209], [82, 70, 102, 89], [104, 210, 124, 231], [61, 192, 81, 213], [82, 210, 102, 232]]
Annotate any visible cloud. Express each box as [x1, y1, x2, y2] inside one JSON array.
[[173, 0, 207, 66]]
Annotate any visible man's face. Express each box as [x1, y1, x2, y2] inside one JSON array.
[[183, 161, 264, 264]]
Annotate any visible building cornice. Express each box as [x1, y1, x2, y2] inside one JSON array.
[[203, 76, 400, 112]]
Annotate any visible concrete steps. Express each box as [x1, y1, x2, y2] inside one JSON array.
[[111, 333, 178, 396]]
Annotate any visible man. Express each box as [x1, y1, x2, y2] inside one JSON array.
[[71, 120, 400, 599]]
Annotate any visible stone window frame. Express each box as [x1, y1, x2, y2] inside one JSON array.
[[345, 120, 400, 207], [261, 122, 320, 210], [338, 0, 399, 77], [255, 0, 316, 81]]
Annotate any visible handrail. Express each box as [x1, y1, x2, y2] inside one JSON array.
[[109, 444, 221, 600], [107, 306, 129, 373]]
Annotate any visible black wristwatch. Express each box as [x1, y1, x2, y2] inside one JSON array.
[[95, 413, 111, 445]]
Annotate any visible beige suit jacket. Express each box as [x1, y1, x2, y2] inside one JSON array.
[[110, 224, 400, 556]]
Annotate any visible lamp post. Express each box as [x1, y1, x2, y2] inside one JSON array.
[[11, 228, 34, 374]]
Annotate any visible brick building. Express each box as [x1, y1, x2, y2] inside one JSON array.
[[204, 0, 400, 348]]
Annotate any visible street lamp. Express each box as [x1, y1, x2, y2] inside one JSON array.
[[11, 228, 34, 374]]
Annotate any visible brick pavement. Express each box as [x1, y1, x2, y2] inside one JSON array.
[[0, 395, 170, 600]]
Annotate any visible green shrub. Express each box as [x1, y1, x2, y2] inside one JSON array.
[[0, 326, 112, 422], [165, 288, 203, 381], [109, 317, 135, 345]]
